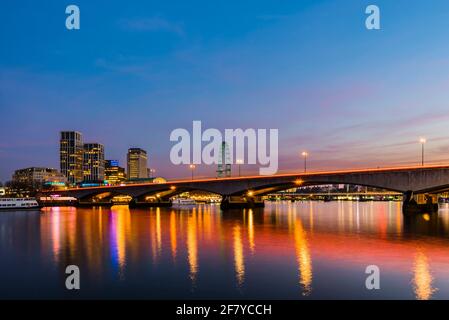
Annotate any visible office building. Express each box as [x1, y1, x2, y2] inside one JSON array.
[[83, 143, 105, 182], [60, 131, 84, 184], [12, 167, 67, 188], [127, 148, 148, 179], [105, 160, 126, 185]]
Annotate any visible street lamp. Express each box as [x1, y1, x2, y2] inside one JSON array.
[[236, 159, 243, 177], [419, 138, 426, 166], [301, 151, 308, 173], [189, 164, 196, 180]]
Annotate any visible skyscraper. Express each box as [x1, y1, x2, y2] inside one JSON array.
[[127, 148, 148, 179], [60, 131, 83, 184], [83, 143, 105, 182]]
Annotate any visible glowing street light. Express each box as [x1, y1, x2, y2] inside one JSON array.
[[236, 159, 243, 177], [301, 151, 309, 173], [189, 164, 196, 180], [419, 138, 426, 166]]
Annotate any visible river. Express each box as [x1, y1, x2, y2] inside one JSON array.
[[1, 201, 449, 299]]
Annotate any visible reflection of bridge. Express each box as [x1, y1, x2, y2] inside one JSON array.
[[42, 165, 449, 212]]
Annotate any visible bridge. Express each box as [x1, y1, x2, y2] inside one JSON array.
[[42, 164, 449, 213]]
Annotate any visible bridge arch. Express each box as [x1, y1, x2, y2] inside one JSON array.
[[78, 190, 135, 201], [135, 186, 223, 201], [224, 180, 405, 198]]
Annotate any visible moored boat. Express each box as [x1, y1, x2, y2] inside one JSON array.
[[172, 198, 196, 208], [0, 198, 42, 210]]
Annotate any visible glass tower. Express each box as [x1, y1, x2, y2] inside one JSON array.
[[60, 131, 83, 184], [83, 143, 105, 182]]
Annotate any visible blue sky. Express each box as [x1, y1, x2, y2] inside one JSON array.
[[2, 0, 449, 181]]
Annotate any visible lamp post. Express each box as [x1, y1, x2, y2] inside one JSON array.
[[301, 151, 308, 173], [236, 159, 243, 177], [420, 138, 426, 166], [189, 164, 196, 180]]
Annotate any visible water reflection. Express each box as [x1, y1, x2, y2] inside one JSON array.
[[156, 208, 162, 255], [2, 202, 449, 299], [170, 211, 177, 262], [248, 209, 255, 254], [187, 211, 198, 287], [293, 214, 312, 296], [233, 224, 245, 288], [110, 206, 130, 279], [50, 208, 60, 264], [412, 249, 437, 300]]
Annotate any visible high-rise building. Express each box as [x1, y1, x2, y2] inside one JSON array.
[[83, 143, 105, 182], [217, 141, 231, 178], [13, 167, 67, 188], [127, 148, 148, 179], [105, 160, 126, 185], [147, 168, 155, 178], [60, 131, 83, 184]]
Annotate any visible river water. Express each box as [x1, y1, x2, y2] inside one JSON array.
[[1, 201, 449, 299]]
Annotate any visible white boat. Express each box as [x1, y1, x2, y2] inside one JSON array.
[[0, 198, 42, 210], [172, 198, 196, 207]]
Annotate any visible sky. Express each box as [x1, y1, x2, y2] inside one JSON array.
[[2, 0, 449, 182]]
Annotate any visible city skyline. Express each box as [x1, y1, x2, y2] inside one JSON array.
[[3, 1, 449, 304], [3, 1, 449, 182], [5, 130, 153, 185]]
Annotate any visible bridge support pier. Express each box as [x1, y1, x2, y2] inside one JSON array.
[[220, 196, 265, 210], [402, 191, 438, 215]]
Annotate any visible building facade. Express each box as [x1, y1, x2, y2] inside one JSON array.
[[127, 148, 148, 179], [60, 131, 84, 184], [12, 167, 67, 188], [105, 160, 126, 185], [83, 143, 105, 182]]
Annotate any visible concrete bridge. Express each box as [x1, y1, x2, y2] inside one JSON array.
[[41, 164, 449, 212]]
